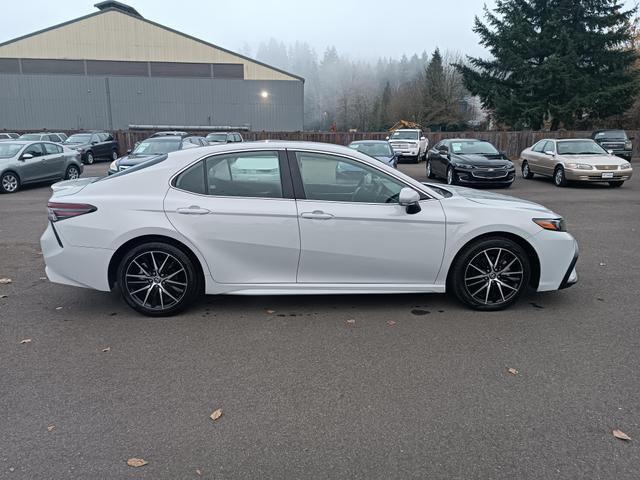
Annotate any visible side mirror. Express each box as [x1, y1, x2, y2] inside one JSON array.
[[544, 150, 555, 156], [399, 187, 421, 214], [91, 141, 98, 145], [227, 139, 233, 143], [385, 136, 390, 141], [20, 153, 34, 160], [607, 149, 614, 155]]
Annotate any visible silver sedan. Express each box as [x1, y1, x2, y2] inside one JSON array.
[[0, 141, 83, 194]]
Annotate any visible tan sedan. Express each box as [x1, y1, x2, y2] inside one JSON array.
[[520, 138, 633, 187]]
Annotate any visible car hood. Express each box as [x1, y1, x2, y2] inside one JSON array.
[[451, 153, 511, 166], [64, 142, 89, 148], [430, 184, 555, 214], [557, 154, 626, 165]]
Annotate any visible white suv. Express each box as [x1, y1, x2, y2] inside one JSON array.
[[388, 129, 429, 163]]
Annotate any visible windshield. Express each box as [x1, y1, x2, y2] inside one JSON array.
[[0, 143, 23, 158], [19, 134, 41, 140], [206, 133, 228, 142], [391, 131, 419, 140], [350, 142, 393, 157], [132, 139, 181, 155], [557, 140, 607, 155], [65, 134, 91, 144], [594, 130, 626, 140], [449, 140, 499, 155]]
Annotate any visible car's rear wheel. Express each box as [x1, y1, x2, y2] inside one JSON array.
[[609, 181, 624, 188], [426, 159, 436, 179], [117, 242, 200, 317], [1, 171, 20, 193], [450, 237, 531, 311], [65, 165, 80, 180], [521, 161, 534, 179], [553, 166, 567, 187], [84, 151, 94, 165]]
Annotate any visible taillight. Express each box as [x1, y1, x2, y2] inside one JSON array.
[[47, 202, 97, 222]]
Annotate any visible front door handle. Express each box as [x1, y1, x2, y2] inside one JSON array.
[[300, 210, 334, 220], [176, 205, 211, 215]]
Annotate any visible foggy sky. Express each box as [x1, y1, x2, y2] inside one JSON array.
[[1, 0, 636, 62]]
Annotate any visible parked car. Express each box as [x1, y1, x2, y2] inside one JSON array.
[[206, 132, 244, 144], [0, 133, 19, 140], [52, 132, 68, 142], [520, 138, 633, 187], [387, 129, 428, 163], [591, 130, 632, 161], [0, 141, 83, 194], [108, 134, 208, 174], [151, 131, 189, 137], [19, 132, 66, 143], [63, 131, 119, 164], [426, 138, 515, 187], [348, 140, 397, 168], [41, 141, 578, 317]]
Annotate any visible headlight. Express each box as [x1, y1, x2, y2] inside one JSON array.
[[533, 218, 566, 232], [566, 163, 593, 170], [625, 141, 632, 149], [109, 160, 118, 172], [455, 163, 474, 170], [619, 162, 631, 170]]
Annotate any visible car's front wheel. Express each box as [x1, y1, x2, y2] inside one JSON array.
[[553, 166, 567, 187], [117, 242, 201, 316], [449, 237, 531, 311], [521, 161, 534, 179], [446, 166, 457, 185], [1, 171, 20, 193], [111, 149, 118, 161], [426, 159, 436, 179]]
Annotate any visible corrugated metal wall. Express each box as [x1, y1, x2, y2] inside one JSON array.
[[0, 74, 303, 131]]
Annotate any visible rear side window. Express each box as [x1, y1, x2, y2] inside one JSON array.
[[44, 143, 62, 154], [173, 151, 283, 199]]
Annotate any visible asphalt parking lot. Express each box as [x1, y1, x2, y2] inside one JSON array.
[[1, 160, 639, 479]]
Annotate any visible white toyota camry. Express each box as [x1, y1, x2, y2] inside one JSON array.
[[41, 141, 578, 316]]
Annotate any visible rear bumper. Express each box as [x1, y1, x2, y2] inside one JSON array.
[[40, 223, 113, 291]]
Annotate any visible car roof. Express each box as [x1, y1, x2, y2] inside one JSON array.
[[350, 140, 388, 144], [152, 131, 189, 137], [444, 138, 483, 142]]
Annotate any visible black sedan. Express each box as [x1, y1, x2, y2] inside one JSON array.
[[426, 139, 515, 187]]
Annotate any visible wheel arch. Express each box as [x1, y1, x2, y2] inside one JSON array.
[[446, 231, 541, 290], [108, 234, 206, 291]]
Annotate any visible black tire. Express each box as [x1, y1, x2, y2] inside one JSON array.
[[446, 166, 457, 185], [426, 159, 436, 179], [117, 242, 201, 317], [84, 151, 94, 165], [1, 171, 20, 194], [111, 149, 118, 161], [449, 237, 531, 311], [521, 161, 534, 179], [553, 166, 567, 187], [65, 164, 80, 180], [609, 181, 624, 188]]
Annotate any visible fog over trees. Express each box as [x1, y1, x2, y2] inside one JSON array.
[[249, 40, 477, 132]]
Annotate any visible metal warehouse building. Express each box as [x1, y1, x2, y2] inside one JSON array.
[[0, 1, 304, 131]]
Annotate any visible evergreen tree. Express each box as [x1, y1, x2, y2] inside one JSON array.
[[457, 0, 638, 130]]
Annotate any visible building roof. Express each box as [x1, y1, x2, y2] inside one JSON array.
[[0, 2, 304, 82]]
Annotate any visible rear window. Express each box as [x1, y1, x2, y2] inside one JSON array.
[[94, 154, 168, 182]]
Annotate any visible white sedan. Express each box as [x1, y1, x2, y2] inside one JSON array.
[[41, 142, 578, 316]]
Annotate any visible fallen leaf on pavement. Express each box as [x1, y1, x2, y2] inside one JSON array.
[[0, 278, 12, 284], [599, 262, 607, 267], [102, 347, 111, 353], [196, 469, 203, 476], [266, 309, 276, 314], [47, 425, 55, 432], [55, 306, 62, 310], [507, 367, 519, 375], [346, 319, 356, 325], [20, 338, 32, 344], [613, 429, 631, 441], [210, 408, 223, 421], [387, 320, 397, 326], [0, 295, 7, 299], [126, 458, 148, 468]]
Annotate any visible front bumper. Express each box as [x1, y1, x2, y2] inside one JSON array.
[[564, 168, 632, 182], [454, 169, 516, 185], [532, 232, 579, 292]]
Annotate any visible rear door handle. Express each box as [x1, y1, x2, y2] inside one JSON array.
[[176, 205, 211, 215], [300, 210, 334, 220]]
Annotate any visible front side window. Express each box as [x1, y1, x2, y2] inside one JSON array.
[[174, 151, 283, 199], [295, 152, 405, 204], [542, 141, 555, 153], [532, 141, 547, 153], [24, 143, 45, 157], [43, 143, 62, 154]]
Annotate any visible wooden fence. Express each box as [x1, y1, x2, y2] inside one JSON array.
[[111, 129, 639, 159]]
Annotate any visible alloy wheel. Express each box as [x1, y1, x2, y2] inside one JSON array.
[[124, 251, 189, 312], [464, 247, 524, 306], [447, 167, 454, 185], [522, 163, 530, 178], [67, 166, 79, 180], [85, 152, 94, 165], [2, 173, 19, 193], [111, 150, 118, 161]]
